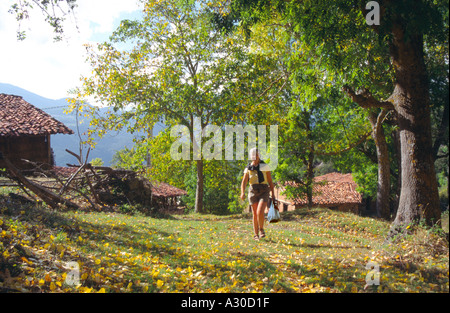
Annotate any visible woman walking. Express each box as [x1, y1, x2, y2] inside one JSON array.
[[240, 148, 275, 240]]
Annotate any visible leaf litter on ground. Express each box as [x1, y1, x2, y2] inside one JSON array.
[[0, 196, 448, 293]]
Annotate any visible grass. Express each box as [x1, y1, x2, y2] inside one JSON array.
[[0, 192, 448, 293]]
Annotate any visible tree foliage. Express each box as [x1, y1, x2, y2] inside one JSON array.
[[8, 0, 77, 41], [67, 0, 448, 225], [238, 18, 374, 209], [70, 0, 253, 213], [214, 0, 448, 231]]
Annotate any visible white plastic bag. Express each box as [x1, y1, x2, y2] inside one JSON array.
[[267, 201, 280, 223]]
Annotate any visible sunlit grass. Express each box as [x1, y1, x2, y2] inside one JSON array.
[[1, 195, 448, 293]]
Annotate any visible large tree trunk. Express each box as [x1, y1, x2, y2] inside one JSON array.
[[191, 116, 204, 214], [389, 26, 440, 229], [341, 2, 442, 237], [195, 159, 204, 213], [302, 110, 315, 209], [343, 28, 441, 232], [369, 109, 391, 220], [305, 149, 314, 208], [392, 127, 402, 217]]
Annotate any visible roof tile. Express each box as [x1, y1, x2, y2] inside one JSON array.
[[0, 93, 73, 136], [276, 172, 362, 206]]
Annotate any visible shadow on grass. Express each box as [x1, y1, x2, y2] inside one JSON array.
[[262, 236, 370, 250], [279, 208, 323, 221], [1, 196, 191, 265]]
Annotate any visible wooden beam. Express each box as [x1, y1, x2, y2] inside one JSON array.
[[1, 152, 79, 210]]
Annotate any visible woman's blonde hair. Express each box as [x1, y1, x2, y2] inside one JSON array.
[[249, 148, 259, 160]]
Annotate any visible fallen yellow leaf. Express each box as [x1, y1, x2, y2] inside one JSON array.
[[50, 282, 56, 291], [45, 274, 52, 283]]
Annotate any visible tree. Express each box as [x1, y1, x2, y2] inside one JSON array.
[[8, 0, 77, 41], [427, 34, 449, 211], [275, 87, 371, 209], [71, 0, 248, 213], [367, 109, 391, 219], [216, 0, 447, 233], [341, 1, 445, 232], [279, 107, 316, 208], [223, 17, 375, 212], [240, 19, 379, 213]]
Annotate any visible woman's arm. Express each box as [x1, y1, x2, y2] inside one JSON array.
[[267, 171, 275, 201], [240, 172, 249, 200]]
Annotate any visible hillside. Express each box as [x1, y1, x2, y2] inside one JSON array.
[[0, 192, 448, 294], [0, 83, 163, 166]]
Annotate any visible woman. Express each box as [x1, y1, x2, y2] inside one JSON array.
[[240, 148, 275, 240]]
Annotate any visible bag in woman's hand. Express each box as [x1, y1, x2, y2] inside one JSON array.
[[267, 201, 281, 223]]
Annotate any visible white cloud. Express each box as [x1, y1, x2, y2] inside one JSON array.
[[0, 0, 142, 99]]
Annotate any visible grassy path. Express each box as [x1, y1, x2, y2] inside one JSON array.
[[1, 201, 448, 293]]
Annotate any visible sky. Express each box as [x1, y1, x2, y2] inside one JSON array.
[[0, 0, 143, 100]]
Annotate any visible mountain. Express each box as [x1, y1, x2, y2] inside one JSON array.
[[0, 83, 66, 109], [0, 83, 162, 166]]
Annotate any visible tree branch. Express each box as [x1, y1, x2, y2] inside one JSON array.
[[256, 75, 284, 99], [258, 75, 289, 106], [342, 85, 395, 110], [318, 131, 372, 156]]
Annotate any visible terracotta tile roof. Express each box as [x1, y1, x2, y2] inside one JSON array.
[[151, 182, 187, 198], [51, 166, 78, 177], [276, 172, 362, 206], [0, 93, 73, 136]]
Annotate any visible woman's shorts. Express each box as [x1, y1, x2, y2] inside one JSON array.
[[248, 184, 270, 205]]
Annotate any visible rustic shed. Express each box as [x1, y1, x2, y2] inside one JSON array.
[[0, 94, 73, 170], [275, 172, 363, 214], [151, 182, 187, 209], [51, 165, 187, 209]]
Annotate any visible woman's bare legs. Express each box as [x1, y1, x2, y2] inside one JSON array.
[[251, 202, 259, 237], [257, 201, 267, 237], [252, 201, 267, 238]]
